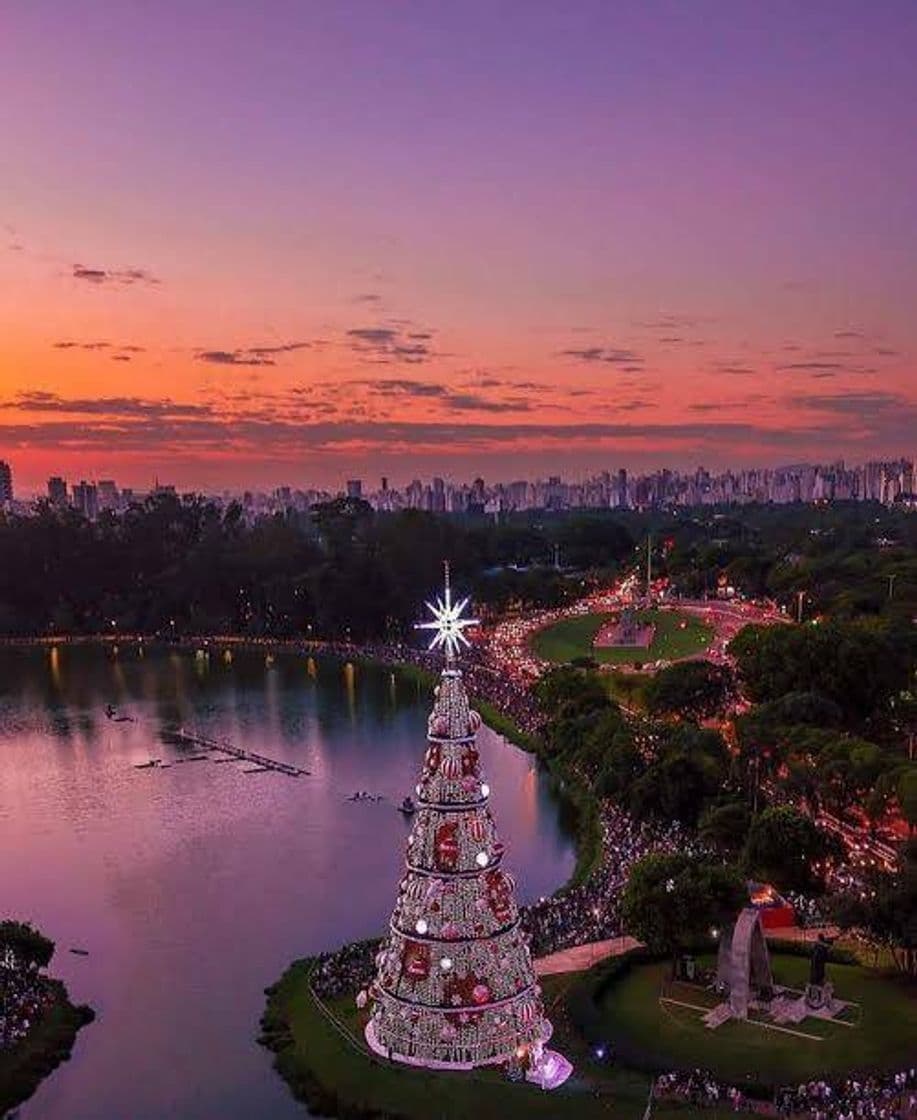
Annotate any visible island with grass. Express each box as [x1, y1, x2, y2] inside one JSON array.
[[531, 607, 713, 667], [260, 936, 917, 1120], [259, 954, 656, 1120], [0, 921, 95, 1116], [569, 945, 917, 1090]]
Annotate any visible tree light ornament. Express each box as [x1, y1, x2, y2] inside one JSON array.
[[481, 783, 490, 798], [415, 563, 479, 662], [415, 919, 428, 934], [475, 851, 489, 868]]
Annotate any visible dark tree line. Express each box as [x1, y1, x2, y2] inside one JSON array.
[[0, 495, 636, 639], [645, 501, 917, 626], [727, 622, 917, 833]]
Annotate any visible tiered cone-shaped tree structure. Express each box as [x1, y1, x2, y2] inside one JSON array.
[[364, 570, 570, 1084]]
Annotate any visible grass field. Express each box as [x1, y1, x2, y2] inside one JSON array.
[[588, 954, 917, 1085], [260, 959, 655, 1120], [531, 609, 713, 666], [259, 952, 917, 1118]]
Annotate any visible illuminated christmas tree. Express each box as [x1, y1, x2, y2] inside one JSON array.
[[363, 568, 571, 1086]]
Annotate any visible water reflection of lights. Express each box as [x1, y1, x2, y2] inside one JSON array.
[[343, 661, 356, 717]]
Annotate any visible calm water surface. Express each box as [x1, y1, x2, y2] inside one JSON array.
[[0, 646, 574, 1120]]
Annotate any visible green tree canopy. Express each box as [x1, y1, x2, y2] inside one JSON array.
[[628, 724, 729, 828], [832, 842, 917, 976], [699, 800, 753, 854], [533, 666, 608, 716], [621, 852, 746, 962], [644, 660, 735, 721], [729, 621, 912, 725], [743, 806, 832, 894]]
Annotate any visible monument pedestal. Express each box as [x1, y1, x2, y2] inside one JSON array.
[[805, 981, 833, 1010]]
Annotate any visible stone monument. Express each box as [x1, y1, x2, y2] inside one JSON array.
[[705, 907, 773, 1026]]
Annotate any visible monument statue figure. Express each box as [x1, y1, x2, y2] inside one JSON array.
[[809, 935, 832, 987]]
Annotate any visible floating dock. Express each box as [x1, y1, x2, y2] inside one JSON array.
[[162, 730, 309, 777]]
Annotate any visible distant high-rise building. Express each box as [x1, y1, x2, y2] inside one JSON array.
[[616, 468, 628, 509], [0, 460, 13, 505], [72, 481, 99, 520], [346, 479, 363, 499], [467, 476, 486, 515], [381, 476, 389, 492], [47, 476, 68, 507], [545, 475, 564, 511], [406, 479, 423, 508], [97, 479, 119, 512]]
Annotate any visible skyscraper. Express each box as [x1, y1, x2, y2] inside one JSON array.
[[0, 460, 12, 505], [97, 480, 119, 512], [72, 481, 99, 521], [47, 477, 68, 507], [617, 468, 628, 509]]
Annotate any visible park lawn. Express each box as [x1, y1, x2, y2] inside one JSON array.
[[532, 609, 713, 666], [590, 954, 917, 1086], [260, 959, 653, 1120]]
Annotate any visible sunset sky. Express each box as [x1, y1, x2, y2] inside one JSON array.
[[2, 1, 916, 493]]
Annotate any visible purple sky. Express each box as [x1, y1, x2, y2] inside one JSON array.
[[2, 1, 915, 490]]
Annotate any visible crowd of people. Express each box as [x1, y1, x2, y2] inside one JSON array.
[[311, 937, 382, 1002], [777, 1072, 917, 1120], [0, 948, 55, 1052], [275, 635, 546, 740], [654, 1068, 917, 1119], [783, 891, 829, 929], [310, 804, 705, 997], [522, 803, 705, 956], [655, 1070, 757, 1112]]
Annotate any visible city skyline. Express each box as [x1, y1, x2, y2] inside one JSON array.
[[2, 454, 912, 513], [2, 2, 916, 491]]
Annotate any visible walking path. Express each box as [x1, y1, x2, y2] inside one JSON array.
[[534, 926, 842, 978], [536, 935, 641, 976]]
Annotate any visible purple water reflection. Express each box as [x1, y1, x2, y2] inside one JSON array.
[[0, 646, 573, 1119]]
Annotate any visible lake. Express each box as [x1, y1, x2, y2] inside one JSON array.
[[0, 645, 574, 1119]]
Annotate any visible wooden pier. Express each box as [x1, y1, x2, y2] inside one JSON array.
[[164, 730, 309, 777]]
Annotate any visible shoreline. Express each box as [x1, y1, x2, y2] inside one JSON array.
[[257, 956, 653, 1120], [0, 633, 604, 890], [0, 982, 95, 1117]]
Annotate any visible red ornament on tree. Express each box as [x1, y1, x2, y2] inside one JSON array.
[[433, 821, 459, 871], [401, 940, 431, 981]]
